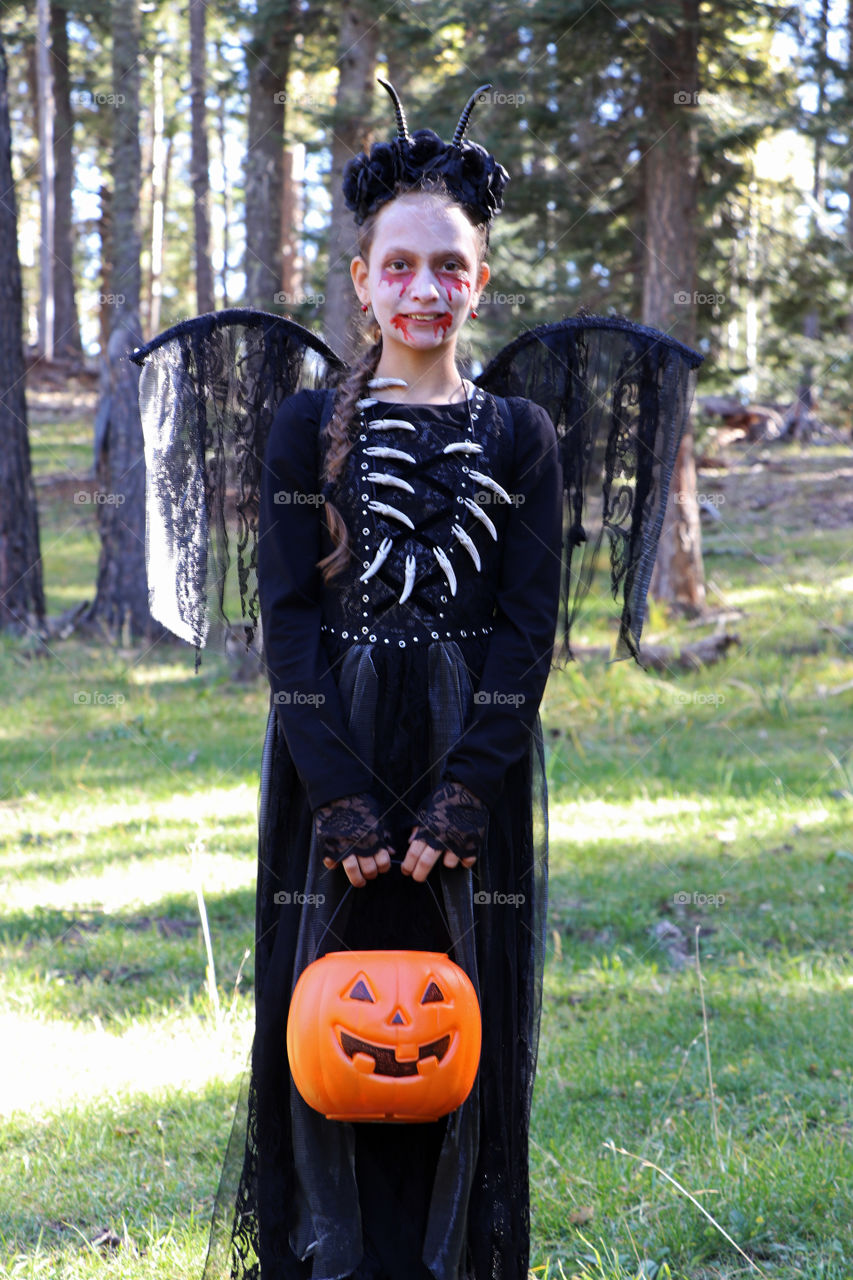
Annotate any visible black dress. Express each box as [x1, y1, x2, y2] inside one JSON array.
[[202, 382, 563, 1280]]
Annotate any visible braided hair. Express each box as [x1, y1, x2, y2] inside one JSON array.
[[318, 181, 488, 583]]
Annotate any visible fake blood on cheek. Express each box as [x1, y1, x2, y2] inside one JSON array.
[[391, 313, 414, 341], [380, 268, 415, 297], [436, 272, 470, 303]]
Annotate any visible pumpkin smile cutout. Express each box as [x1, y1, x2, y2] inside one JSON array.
[[287, 950, 481, 1122]]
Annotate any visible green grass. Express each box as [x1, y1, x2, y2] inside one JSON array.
[[0, 408, 851, 1278]]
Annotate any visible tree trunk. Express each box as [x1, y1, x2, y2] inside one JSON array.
[[848, 0, 853, 341], [98, 182, 112, 358], [216, 45, 233, 309], [190, 0, 215, 314], [787, 0, 828, 442], [148, 49, 166, 337], [642, 0, 705, 615], [216, 49, 231, 307], [243, 8, 292, 308], [87, 0, 159, 642], [50, 1, 82, 358], [0, 33, 45, 631], [36, 0, 55, 359], [280, 143, 305, 304], [324, 0, 379, 360]]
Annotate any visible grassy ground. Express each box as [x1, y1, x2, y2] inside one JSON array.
[[0, 392, 850, 1279]]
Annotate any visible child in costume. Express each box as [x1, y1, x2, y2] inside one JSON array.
[[232, 82, 561, 1280], [131, 79, 703, 1280]]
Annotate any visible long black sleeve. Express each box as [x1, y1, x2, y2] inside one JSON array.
[[257, 389, 375, 810], [439, 398, 562, 810]]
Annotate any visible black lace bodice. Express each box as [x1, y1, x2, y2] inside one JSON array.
[[317, 385, 513, 646]]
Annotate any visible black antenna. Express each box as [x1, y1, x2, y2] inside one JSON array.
[[377, 77, 411, 144], [451, 83, 492, 147]]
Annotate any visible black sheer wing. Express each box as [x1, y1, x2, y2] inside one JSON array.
[[129, 309, 344, 650], [475, 314, 704, 662]]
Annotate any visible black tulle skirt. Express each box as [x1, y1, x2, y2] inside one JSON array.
[[202, 637, 548, 1280]]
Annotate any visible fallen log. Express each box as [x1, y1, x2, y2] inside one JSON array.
[[566, 631, 740, 671]]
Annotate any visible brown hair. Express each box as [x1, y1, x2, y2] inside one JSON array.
[[318, 183, 489, 583]]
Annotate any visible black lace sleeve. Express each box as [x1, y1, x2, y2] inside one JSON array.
[[411, 779, 489, 862], [257, 390, 376, 810], [314, 791, 394, 863], [439, 399, 562, 810]]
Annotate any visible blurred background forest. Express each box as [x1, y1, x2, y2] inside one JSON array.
[[1, 0, 852, 643]]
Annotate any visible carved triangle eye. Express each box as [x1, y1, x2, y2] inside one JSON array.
[[349, 979, 374, 1002], [421, 981, 445, 1004]]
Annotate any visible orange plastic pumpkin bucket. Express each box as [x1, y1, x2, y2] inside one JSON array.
[[287, 950, 481, 1122]]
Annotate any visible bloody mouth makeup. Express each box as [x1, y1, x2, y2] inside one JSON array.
[[391, 312, 453, 341]]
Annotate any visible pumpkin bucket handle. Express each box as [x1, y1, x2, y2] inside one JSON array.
[[311, 855, 460, 964]]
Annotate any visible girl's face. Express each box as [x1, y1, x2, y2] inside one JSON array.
[[350, 194, 490, 356]]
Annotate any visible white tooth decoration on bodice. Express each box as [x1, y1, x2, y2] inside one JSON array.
[[451, 522, 481, 570], [337, 385, 511, 636], [461, 496, 498, 540], [365, 471, 416, 494], [366, 500, 416, 529], [363, 445, 418, 463], [368, 418, 418, 433]]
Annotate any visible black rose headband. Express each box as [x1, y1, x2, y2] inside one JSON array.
[[342, 80, 510, 228]]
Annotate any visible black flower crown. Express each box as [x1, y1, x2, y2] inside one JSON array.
[[342, 81, 510, 228]]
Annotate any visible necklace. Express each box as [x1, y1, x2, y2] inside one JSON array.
[[366, 375, 471, 408]]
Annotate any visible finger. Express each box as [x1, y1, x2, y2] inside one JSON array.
[[461, 855, 477, 868], [342, 854, 366, 888], [374, 848, 392, 873], [357, 854, 381, 880], [410, 840, 443, 883], [401, 838, 434, 876], [442, 851, 460, 869], [322, 856, 336, 870]]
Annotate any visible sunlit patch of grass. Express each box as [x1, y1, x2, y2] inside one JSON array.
[[1, 416, 851, 1277]]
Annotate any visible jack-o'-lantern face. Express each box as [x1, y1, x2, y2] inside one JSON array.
[[287, 950, 481, 1122]]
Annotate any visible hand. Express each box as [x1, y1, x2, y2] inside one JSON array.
[[401, 779, 488, 882], [401, 828, 477, 883], [323, 847, 393, 888], [313, 791, 395, 888]]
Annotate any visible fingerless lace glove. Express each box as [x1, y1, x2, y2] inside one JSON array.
[[313, 791, 393, 864], [411, 779, 489, 862]]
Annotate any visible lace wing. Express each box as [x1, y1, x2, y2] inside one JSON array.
[[130, 308, 344, 649], [476, 314, 704, 662]]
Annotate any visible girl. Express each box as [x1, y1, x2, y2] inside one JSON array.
[[208, 83, 562, 1280]]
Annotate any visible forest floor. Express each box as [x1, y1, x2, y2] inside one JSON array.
[[0, 376, 850, 1279]]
